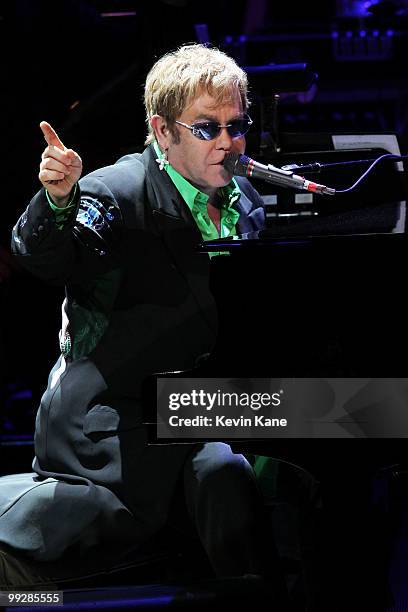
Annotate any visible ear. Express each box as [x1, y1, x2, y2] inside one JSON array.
[[150, 115, 171, 150]]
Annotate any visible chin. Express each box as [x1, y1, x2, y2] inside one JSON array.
[[196, 168, 233, 194], [214, 167, 233, 186], [209, 179, 231, 191]]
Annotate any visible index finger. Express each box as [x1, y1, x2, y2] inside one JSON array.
[[40, 121, 66, 151]]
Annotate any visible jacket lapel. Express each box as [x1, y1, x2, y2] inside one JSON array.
[[142, 147, 217, 333], [235, 180, 265, 235]]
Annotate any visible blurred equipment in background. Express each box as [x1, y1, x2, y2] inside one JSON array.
[[222, 0, 408, 155]]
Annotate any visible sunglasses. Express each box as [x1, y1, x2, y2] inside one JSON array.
[[174, 115, 253, 141]]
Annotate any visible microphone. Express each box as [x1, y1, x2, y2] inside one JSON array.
[[223, 153, 335, 196]]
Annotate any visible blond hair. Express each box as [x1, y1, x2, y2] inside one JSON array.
[[144, 43, 249, 145]]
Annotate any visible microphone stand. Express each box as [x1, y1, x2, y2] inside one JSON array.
[[281, 156, 403, 174]]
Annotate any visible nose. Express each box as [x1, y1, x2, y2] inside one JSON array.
[[215, 126, 233, 150]]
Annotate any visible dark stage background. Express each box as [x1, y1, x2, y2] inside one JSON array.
[[1, 0, 408, 462], [2, 3, 408, 609]]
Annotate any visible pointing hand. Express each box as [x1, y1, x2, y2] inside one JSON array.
[[38, 121, 82, 207]]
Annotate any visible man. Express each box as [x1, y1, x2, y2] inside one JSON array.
[[1, 44, 286, 598]]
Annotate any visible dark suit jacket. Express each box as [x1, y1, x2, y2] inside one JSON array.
[[4, 144, 266, 561]]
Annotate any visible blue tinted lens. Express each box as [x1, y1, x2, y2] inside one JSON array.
[[193, 117, 252, 141], [228, 118, 252, 138], [193, 123, 219, 140]]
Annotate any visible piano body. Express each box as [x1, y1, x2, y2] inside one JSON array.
[[164, 135, 408, 447]]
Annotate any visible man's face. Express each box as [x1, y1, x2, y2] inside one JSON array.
[[167, 91, 246, 197]]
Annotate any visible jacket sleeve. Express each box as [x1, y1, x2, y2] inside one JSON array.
[[11, 176, 123, 285]]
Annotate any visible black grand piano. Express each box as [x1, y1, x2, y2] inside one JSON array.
[[188, 139, 408, 458], [207, 138, 406, 365], [188, 150, 408, 457]]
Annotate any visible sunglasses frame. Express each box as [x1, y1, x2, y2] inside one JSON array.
[[174, 115, 253, 141]]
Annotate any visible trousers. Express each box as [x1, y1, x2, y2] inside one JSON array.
[[0, 442, 284, 589]]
